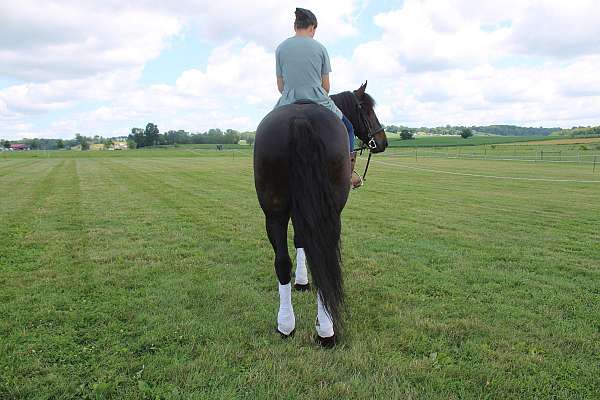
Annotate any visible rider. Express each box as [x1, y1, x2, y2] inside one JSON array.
[[274, 8, 362, 189]]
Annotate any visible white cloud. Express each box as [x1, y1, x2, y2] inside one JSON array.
[[333, 0, 600, 129], [369, 1, 511, 73], [369, 61, 600, 128], [0, 69, 141, 115], [13, 41, 280, 139], [0, 1, 182, 82], [508, 0, 600, 58], [155, 0, 363, 49], [1, 0, 600, 139]]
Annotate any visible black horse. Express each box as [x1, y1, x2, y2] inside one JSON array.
[[253, 81, 387, 346]]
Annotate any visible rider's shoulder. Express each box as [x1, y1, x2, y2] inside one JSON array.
[[311, 38, 328, 53], [277, 36, 299, 48]]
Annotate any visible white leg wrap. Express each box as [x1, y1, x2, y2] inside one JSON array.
[[277, 283, 295, 335], [295, 248, 308, 285], [316, 292, 334, 338]]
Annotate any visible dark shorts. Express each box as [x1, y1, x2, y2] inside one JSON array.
[[341, 115, 355, 152]]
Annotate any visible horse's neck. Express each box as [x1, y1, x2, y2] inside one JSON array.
[[331, 92, 358, 129], [331, 92, 352, 117]]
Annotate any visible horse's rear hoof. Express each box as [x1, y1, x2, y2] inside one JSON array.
[[315, 334, 336, 348], [294, 283, 310, 292], [276, 328, 295, 339]]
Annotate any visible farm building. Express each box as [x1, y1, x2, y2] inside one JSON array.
[[10, 143, 30, 150], [112, 141, 128, 150]]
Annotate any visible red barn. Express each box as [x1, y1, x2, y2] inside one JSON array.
[[10, 144, 29, 150]]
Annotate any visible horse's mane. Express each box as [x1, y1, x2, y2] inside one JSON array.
[[361, 92, 376, 109], [331, 91, 376, 116]]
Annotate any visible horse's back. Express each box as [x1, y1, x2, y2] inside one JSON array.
[[255, 103, 347, 158], [254, 103, 350, 214]]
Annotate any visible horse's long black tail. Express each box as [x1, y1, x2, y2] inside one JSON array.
[[289, 117, 344, 328]]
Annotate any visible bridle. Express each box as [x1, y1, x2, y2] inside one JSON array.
[[350, 92, 385, 180], [351, 92, 385, 152]]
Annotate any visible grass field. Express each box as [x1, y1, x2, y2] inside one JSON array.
[[386, 135, 553, 148], [1, 148, 599, 399], [509, 137, 600, 146]]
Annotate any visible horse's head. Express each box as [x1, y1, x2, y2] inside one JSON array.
[[352, 81, 388, 153]]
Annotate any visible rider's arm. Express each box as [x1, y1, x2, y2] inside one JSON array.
[[321, 45, 332, 94], [321, 74, 330, 94], [276, 45, 284, 94]]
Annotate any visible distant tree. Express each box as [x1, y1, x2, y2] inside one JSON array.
[[56, 139, 64, 149], [103, 138, 113, 150], [386, 125, 400, 133], [225, 129, 240, 144], [144, 123, 160, 147], [30, 138, 41, 150], [461, 128, 473, 139], [246, 136, 255, 146], [2, 140, 10, 149], [129, 128, 145, 148], [80, 136, 90, 150], [400, 129, 414, 140], [164, 130, 177, 145], [127, 138, 136, 149]]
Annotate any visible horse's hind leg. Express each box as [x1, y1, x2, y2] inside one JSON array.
[[292, 226, 309, 291], [266, 213, 295, 337]]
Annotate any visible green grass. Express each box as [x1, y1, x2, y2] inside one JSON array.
[[1, 148, 599, 399], [387, 135, 553, 148]]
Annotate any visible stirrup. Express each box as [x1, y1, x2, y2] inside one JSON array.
[[351, 170, 363, 190]]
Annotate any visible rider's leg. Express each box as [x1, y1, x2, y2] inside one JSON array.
[[342, 115, 355, 151], [342, 116, 363, 189]]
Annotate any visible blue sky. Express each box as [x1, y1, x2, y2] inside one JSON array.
[[1, 0, 599, 140]]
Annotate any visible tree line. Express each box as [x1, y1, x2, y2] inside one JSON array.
[[4, 123, 599, 150], [550, 126, 600, 138], [2, 123, 256, 150], [127, 123, 255, 149], [385, 124, 563, 137]]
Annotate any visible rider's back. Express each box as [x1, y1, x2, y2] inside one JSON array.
[[275, 36, 342, 119]]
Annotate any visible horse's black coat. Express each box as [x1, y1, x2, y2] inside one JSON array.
[[253, 83, 387, 342]]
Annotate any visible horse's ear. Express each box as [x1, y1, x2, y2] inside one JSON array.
[[356, 81, 367, 97]]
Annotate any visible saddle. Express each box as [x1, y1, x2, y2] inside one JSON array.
[[293, 99, 318, 105]]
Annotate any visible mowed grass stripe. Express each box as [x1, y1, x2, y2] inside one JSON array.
[[0, 159, 69, 269], [0, 159, 98, 399], [0, 159, 62, 204], [344, 159, 599, 397], [348, 168, 596, 253], [352, 157, 599, 270], [0, 159, 48, 177], [362, 156, 600, 218], [1, 152, 599, 399]]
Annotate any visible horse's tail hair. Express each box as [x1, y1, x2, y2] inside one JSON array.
[[288, 116, 344, 329]]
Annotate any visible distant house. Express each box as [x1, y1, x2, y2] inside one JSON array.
[[10, 143, 29, 151], [112, 141, 128, 150]]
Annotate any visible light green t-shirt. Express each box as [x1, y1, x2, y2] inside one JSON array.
[[274, 36, 343, 119]]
